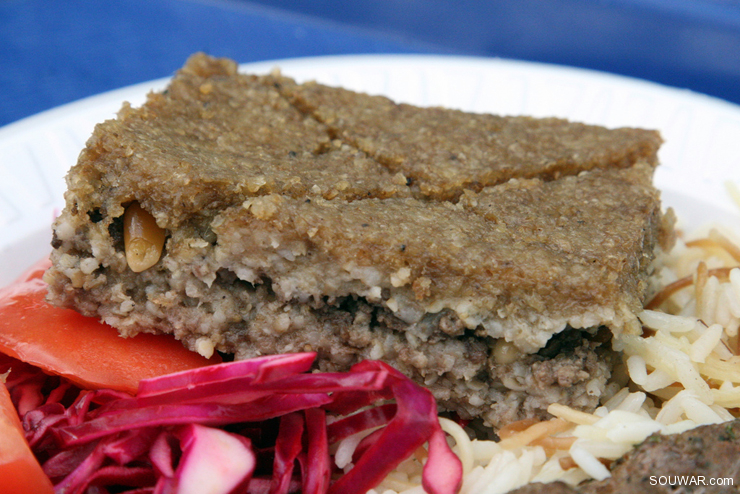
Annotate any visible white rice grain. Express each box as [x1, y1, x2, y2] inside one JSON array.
[[334, 429, 374, 469], [569, 445, 610, 481], [643, 369, 676, 392], [603, 387, 631, 411], [716, 285, 736, 327], [613, 392, 647, 413], [730, 268, 740, 305], [577, 439, 632, 460], [662, 420, 700, 435], [681, 394, 725, 424], [470, 439, 503, 462], [466, 451, 519, 494], [656, 391, 690, 425], [699, 275, 720, 325], [605, 418, 662, 444], [398, 486, 426, 494], [690, 323, 724, 363], [439, 417, 475, 475], [638, 310, 695, 333], [625, 356, 648, 387], [531, 454, 571, 483]]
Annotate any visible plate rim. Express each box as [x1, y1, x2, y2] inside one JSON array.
[[4, 52, 740, 138]]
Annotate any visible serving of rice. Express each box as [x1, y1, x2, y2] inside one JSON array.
[[345, 209, 740, 493]]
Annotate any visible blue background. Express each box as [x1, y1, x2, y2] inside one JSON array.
[[2, 0, 740, 128]]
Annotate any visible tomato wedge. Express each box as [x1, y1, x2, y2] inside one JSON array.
[[0, 258, 219, 395], [0, 381, 54, 494]]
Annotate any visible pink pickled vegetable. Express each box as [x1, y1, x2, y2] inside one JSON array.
[[327, 377, 442, 494], [174, 424, 255, 494], [129, 369, 388, 408], [57, 393, 334, 447], [326, 403, 397, 443], [303, 408, 331, 494], [424, 425, 467, 494], [271, 413, 304, 494], [101, 428, 159, 465], [149, 431, 178, 479], [2, 351, 462, 494], [136, 353, 316, 398]]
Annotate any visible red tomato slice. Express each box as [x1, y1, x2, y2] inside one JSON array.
[[0, 381, 54, 494], [0, 258, 219, 395]]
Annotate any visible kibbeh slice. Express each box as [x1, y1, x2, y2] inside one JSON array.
[[45, 53, 672, 426]]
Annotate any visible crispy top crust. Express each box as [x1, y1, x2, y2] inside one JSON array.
[[64, 55, 408, 229], [274, 74, 662, 200], [64, 52, 662, 227]]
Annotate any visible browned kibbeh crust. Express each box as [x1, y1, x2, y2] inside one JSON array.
[[44, 53, 673, 427]]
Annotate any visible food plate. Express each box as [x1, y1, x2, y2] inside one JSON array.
[[1, 53, 740, 286]]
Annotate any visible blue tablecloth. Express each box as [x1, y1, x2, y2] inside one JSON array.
[[2, 0, 740, 128]]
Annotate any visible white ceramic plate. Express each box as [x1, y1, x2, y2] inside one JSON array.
[[2, 54, 740, 286]]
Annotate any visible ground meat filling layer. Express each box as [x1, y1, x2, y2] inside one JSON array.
[[48, 234, 616, 427]]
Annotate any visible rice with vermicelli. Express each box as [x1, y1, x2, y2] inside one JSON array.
[[355, 222, 740, 493]]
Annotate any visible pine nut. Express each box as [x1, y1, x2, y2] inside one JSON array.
[[493, 339, 521, 365], [123, 202, 165, 272]]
